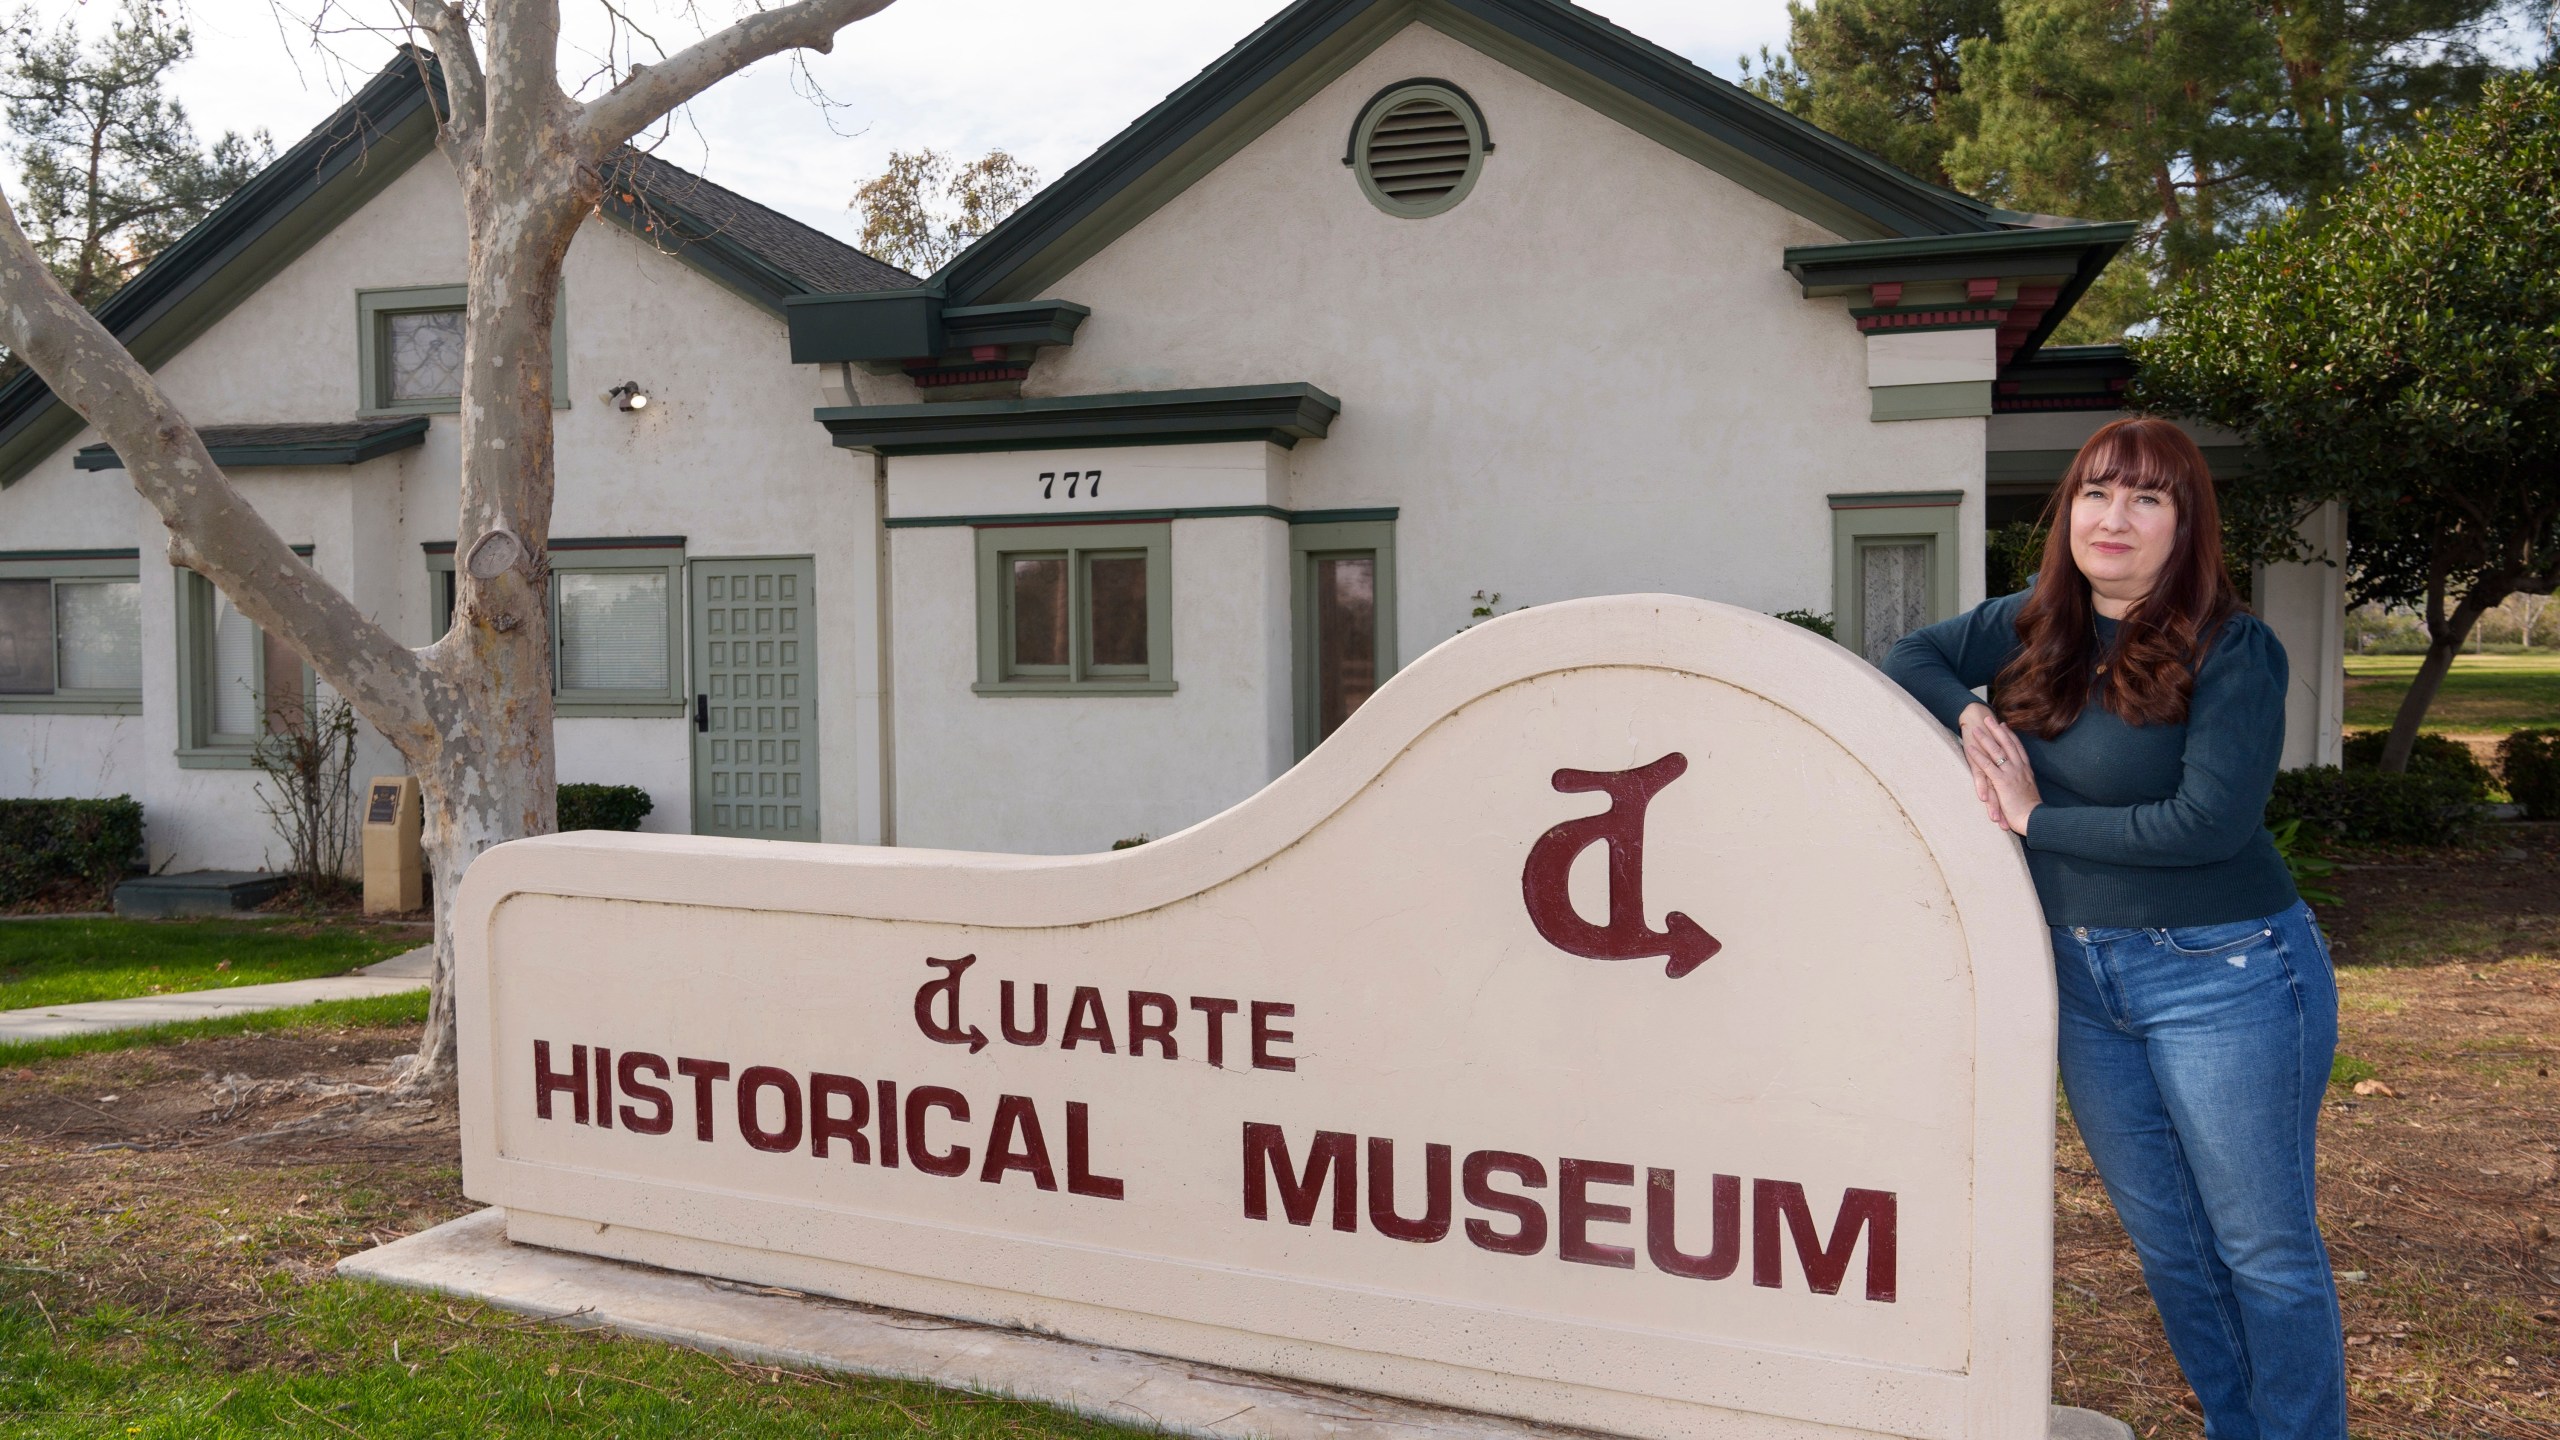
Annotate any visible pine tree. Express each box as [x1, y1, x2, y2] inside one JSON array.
[[0, 0, 272, 307]]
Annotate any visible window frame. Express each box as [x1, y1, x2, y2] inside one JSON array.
[[174, 564, 315, 769], [357, 283, 571, 417], [1289, 519, 1397, 757], [426, 541, 687, 716], [0, 551, 143, 715], [1828, 491, 1962, 665], [973, 522, 1174, 696]]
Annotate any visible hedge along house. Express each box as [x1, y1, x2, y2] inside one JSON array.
[[0, 0, 2346, 873], [0, 54, 922, 872], [792, 0, 2343, 853]]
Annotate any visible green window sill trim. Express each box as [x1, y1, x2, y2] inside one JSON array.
[[176, 746, 260, 771], [971, 680, 1181, 698], [0, 696, 142, 716]]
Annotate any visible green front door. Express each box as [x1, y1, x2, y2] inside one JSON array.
[[689, 557, 819, 842]]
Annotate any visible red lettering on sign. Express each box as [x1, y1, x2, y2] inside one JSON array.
[[1520, 752, 1721, 979], [1066, 1101, 1125, 1200], [1127, 992, 1178, 1059], [533, 1040, 588, 1125], [1646, 1168, 1741, 1281], [1463, 1150, 1549, 1255], [877, 1079, 900, 1168], [1189, 997, 1238, 1068], [1250, 1002, 1296, 1072], [675, 1058, 730, 1143], [737, 1065, 803, 1154], [1366, 1138, 1451, 1243], [1061, 986, 1117, 1053], [616, 1051, 673, 1134], [1242, 1123, 1357, 1231], [1000, 980, 1048, 1046], [1559, 1158, 1638, 1268], [808, 1072, 870, 1162], [915, 955, 989, 1053], [906, 1085, 972, 1177], [980, 1094, 1057, 1190], [594, 1046, 613, 1130], [1752, 1180, 1898, 1301]]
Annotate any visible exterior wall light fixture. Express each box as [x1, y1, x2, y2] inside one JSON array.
[[604, 381, 650, 411]]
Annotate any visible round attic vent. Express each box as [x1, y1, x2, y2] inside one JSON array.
[[1346, 80, 1491, 218]]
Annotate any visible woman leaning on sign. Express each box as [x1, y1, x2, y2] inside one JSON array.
[[1884, 415, 2346, 1440]]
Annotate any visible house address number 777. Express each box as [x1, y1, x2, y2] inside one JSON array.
[[1037, 470, 1101, 499]]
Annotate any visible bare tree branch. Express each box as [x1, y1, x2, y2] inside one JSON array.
[[577, 0, 896, 153], [0, 183, 434, 753], [403, 0, 486, 144]]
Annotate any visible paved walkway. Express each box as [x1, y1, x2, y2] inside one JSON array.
[[0, 946, 432, 1042]]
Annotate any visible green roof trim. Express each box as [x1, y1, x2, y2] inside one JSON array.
[[1782, 224, 2141, 287], [818, 384, 1343, 456], [930, 0, 2033, 308], [785, 292, 1091, 366], [0, 55, 440, 487], [886, 504, 1398, 530], [72, 418, 430, 471]]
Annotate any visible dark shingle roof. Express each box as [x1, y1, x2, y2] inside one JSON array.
[[72, 417, 431, 470], [605, 149, 916, 296]]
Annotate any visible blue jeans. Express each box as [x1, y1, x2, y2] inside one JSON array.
[[2051, 899, 2346, 1440]]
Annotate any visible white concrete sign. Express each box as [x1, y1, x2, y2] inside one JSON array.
[[456, 595, 2057, 1440]]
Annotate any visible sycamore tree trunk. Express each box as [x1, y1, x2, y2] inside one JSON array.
[[0, 0, 898, 1093]]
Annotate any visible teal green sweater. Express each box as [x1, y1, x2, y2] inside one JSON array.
[[1884, 590, 2300, 928]]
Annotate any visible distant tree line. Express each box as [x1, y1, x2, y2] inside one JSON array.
[[1741, 0, 2537, 340]]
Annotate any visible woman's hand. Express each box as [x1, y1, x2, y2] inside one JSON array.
[[1961, 706, 2042, 834], [1956, 706, 2009, 829]]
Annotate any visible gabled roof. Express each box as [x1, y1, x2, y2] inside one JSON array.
[[927, 0, 2048, 308], [0, 49, 914, 486], [602, 150, 916, 300]]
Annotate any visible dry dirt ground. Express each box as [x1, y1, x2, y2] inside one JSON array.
[[0, 832, 2554, 1438]]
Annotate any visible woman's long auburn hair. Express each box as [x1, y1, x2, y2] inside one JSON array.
[[1994, 416, 2241, 737]]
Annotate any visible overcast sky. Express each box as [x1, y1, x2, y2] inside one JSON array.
[[10, 0, 1796, 249]]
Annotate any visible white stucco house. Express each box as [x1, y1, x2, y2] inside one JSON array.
[[0, 0, 2343, 875]]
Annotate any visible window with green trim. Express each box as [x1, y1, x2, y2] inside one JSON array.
[[427, 543, 686, 715], [359, 284, 570, 416], [974, 523, 1173, 695], [1291, 520, 1396, 755], [0, 554, 142, 715], [1829, 492, 1962, 667], [175, 568, 314, 768]]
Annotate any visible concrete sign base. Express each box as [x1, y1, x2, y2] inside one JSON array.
[[455, 595, 2063, 1440], [340, 1209, 2132, 1440]]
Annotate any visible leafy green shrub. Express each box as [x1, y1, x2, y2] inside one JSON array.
[[556, 784, 653, 833], [1771, 609, 1836, 640], [0, 797, 145, 906], [2267, 819, 2340, 905], [1986, 520, 2048, 597], [2339, 729, 2496, 799], [2500, 728, 2560, 819], [2266, 765, 2477, 846]]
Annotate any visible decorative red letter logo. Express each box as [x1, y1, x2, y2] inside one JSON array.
[[1521, 752, 1721, 979]]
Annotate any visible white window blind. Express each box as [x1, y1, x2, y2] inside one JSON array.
[[56, 581, 139, 692], [0, 580, 50, 692], [559, 571, 669, 692], [1860, 541, 1931, 667], [211, 589, 259, 736]]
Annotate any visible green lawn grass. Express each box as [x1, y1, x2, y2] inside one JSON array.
[[2342, 650, 2560, 733], [0, 918, 423, 1010], [0, 1269, 1152, 1439], [0, 990, 429, 1066]]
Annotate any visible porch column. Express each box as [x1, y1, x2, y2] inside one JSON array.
[[2253, 501, 2346, 769]]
